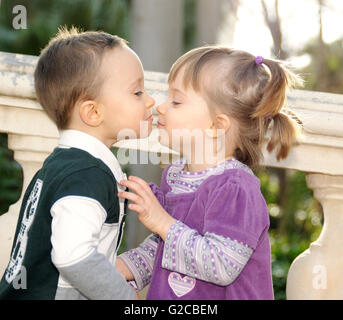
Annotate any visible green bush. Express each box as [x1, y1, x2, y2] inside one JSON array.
[[0, 134, 23, 215]]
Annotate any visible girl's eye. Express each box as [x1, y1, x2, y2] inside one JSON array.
[[135, 91, 143, 97], [172, 101, 181, 106]]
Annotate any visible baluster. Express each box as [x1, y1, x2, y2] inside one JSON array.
[[286, 173, 343, 299]]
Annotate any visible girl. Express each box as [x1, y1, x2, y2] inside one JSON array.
[[116, 46, 301, 300]]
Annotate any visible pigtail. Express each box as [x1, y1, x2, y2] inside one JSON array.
[[251, 58, 303, 161], [266, 112, 298, 161]]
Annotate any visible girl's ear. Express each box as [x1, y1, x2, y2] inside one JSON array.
[[205, 114, 231, 138], [79, 100, 104, 127]]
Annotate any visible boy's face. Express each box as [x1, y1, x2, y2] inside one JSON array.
[[96, 46, 155, 145]]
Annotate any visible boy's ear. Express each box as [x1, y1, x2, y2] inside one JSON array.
[[79, 100, 103, 127], [205, 114, 231, 138]]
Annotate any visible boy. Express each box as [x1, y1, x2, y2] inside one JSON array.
[[0, 27, 155, 299]]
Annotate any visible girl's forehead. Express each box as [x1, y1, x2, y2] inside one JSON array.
[[169, 65, 198, 94], [170, 59, 229, 94]]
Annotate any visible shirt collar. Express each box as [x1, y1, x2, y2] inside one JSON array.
[[58, 129, 127, 185]]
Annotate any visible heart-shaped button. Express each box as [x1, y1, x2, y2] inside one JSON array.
[[168, 272, 196, 297]]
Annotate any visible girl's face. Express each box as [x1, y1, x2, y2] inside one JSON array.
[[156, 66, 214, 159]]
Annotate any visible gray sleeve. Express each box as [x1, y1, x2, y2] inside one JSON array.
[[56, 249, 135, 300]]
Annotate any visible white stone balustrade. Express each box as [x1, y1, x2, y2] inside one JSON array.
[[0, 51, 343, 299]]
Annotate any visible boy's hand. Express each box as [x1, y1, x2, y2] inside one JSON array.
[[118, 176, 176, 240], [116, 257, 134, 281]]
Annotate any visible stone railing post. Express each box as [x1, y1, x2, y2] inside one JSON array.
[[286, 174, 343, 299], [0, 133, 57, 276]]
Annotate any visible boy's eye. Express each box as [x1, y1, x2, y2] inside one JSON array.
[[135, 91, 143, 96], [172, 101, 181, 106]]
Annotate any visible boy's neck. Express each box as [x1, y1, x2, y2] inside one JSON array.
[[64, 126, 117, 149]]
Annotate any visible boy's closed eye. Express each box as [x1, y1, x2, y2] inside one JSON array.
[[134, 90, 143, 97]]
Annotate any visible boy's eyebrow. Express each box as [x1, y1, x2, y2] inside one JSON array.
[[128, 76, 144, 89]]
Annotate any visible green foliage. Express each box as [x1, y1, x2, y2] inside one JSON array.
[[269, 231, 309, 300], [0, 134, 23, 215], [183, 0, 197, 51], [300, 37, 343, 94], [0, 0, 130, 55]]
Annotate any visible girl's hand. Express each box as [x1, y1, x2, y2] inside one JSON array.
[[134, 290, 140, 300], [116, 257, 134, 281], [118, 176, 176, 240]]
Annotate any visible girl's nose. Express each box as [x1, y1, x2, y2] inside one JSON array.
[[156, 103, 166, 115]]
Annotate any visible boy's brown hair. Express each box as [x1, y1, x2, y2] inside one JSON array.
[[34, 27, 127, 129], [168, 46, 303, 169]]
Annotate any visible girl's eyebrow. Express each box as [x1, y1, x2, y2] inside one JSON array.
[[170, 87, 187, 96]]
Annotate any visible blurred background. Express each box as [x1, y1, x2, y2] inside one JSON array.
[[0, 0, 342, 299]]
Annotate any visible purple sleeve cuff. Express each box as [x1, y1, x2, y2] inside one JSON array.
[[119, 234, 159, 291]]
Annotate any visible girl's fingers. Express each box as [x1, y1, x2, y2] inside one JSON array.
[[120, 179, 150, 200], [128, 203, 144, 214], [118, 191, 142, 205], [128, 176, 152, 194]]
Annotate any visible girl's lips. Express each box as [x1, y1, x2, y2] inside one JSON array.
[[145, 115, 153, 122], [157, 121, 165, 127]]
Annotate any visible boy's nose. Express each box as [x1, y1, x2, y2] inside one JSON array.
[[156, 103, 166, 115], [146, 94, 155, 109]]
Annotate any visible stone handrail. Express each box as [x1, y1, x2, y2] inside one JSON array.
[[0, 51, 343, 299]]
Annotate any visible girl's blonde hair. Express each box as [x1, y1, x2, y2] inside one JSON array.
[[168, 46, 302, 169]]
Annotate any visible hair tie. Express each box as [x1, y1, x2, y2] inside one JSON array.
[[255, 56, 263, 65], [264, 113, 273, 120]]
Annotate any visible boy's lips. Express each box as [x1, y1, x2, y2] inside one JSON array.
[[157, 121, 165, 127]]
